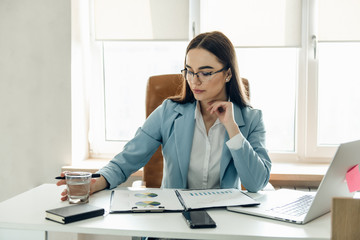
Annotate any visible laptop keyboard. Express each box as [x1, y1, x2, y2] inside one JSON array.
[[268, 194, 314, 217]]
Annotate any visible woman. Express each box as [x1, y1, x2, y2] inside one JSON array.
[[57, 31, 271, 200]]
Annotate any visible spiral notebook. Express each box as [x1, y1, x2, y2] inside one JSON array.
[[110, 188, 259, 213]]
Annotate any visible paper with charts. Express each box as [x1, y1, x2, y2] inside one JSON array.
[[110, 188, 259, 213]]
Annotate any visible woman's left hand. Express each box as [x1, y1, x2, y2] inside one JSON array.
[[207, 101, 240, 138]]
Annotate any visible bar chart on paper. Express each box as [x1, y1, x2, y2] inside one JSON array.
[[179, 189, 258, 209]]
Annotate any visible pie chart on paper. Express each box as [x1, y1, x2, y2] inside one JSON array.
[[135, 201, 161, 207], [134, 192, 158, 198]]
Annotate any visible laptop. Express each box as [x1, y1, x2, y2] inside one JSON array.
[[227, 139, 360, 224]]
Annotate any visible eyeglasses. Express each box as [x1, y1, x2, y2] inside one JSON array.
[[181, 67, 228, 83]]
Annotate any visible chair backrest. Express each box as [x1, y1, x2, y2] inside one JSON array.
[[144, 74, 250, 188]]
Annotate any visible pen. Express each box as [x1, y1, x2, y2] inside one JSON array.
[[55, 173, 101, 180], [175, 189, 188, 211]]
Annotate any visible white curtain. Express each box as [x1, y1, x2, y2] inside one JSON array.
[[200, 0, 302, 47], [94, 0, 189, 40], [318, 0, 360, 41]]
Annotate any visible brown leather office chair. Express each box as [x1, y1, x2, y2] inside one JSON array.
[[143, 74, 250, 188]]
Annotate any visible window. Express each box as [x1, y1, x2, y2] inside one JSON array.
[[306, 0, 360, 159], [102, 41, 187, 141], [235, 48, 298, 152], [73, 0, 360, 162], [317, 43, 360, 146]]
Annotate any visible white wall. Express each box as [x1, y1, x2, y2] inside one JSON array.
[[0, 0, 71, 201], [0, 1, 134, 239], [0, 1, 71, 239]]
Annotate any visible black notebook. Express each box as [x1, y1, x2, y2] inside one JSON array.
[[45, 204, 104, 224]]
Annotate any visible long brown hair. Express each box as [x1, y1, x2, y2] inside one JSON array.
[[170, 31, 250, 108]]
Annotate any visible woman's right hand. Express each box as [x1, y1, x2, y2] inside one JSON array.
[[56, 171, 69, 201], [56, 172, 107, 201]]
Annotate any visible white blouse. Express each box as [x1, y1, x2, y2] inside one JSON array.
[[187, 102, 244, 189]]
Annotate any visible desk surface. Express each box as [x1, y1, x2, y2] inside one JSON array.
[[0, 184, 331, 240]]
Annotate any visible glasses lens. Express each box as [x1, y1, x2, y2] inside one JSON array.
[[199, 72, 213, 82], [183, 70, 195, 82], [181, 70, 214, 83]]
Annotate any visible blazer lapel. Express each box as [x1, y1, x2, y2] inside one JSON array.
[[233, 104, 245, 128], [220, 104, 245, 181], [173, 102, 196, 187]]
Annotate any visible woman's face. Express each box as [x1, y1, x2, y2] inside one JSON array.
[[185, 48, 230, 103]]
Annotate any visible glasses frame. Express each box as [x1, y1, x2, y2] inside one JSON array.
[[181, 67, 228, 83]]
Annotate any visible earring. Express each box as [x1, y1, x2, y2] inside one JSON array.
[[226, 78, 230, 82]]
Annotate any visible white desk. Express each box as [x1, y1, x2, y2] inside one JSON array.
[[0, 184, 331, 240]]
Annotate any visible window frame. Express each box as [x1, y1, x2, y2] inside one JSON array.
[[305, 0, 338, 161], [73, 0, 344, 164]]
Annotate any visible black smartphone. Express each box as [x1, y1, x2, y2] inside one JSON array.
[[182, 210, 216, 229]]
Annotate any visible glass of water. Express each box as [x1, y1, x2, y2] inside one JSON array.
[[65, 172, 92, 204]]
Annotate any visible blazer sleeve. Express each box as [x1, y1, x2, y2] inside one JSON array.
[[97, 103, 165, 189], [227, 110, 272, 192]]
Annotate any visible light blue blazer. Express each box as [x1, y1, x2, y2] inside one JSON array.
[[99, 99, 271, 192]]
